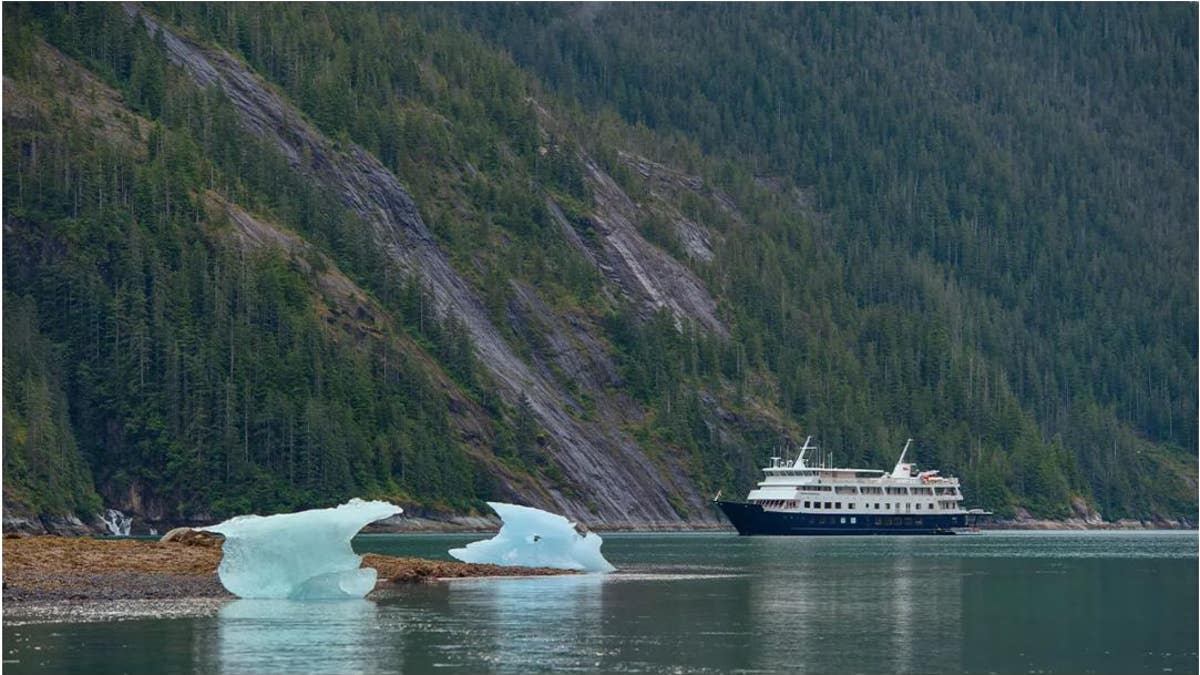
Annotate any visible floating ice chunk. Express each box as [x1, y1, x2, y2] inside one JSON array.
[[449, 502, 616, 573], [203, 498, 401, 599]]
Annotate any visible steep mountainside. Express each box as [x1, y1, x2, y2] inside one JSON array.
[[3, 3, 1195, 532]]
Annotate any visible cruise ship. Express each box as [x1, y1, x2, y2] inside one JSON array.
[[715, 438, 990, 535]]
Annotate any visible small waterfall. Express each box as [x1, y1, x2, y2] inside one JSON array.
[[102, 508, 133, 536]]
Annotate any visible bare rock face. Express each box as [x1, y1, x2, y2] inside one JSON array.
[[617, 150, 721, 263], [3, 500, 105, 536], [2, 503, 47, 535], [125, 7, 716, 527], [576, 156, 728, 338]]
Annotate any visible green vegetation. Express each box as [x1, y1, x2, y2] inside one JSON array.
[[4, 4, 483, 518], [449, 3, 1198, 519], [2, 3, 1194, 524], [3, 296, 101, 518]]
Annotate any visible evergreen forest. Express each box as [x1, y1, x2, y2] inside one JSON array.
[[2, 3, 1195, 530]]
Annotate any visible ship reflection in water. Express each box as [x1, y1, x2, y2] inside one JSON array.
[[748, 537, 963, 673], [363, 547, 957, 674], [4, 532, 1194, 675]]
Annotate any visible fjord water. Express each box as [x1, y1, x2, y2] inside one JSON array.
[[4, 531, 1195, 674]]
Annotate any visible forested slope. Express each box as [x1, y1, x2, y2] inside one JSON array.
[[2, 3, 1194, 531], [453, 3, 1200, 520]]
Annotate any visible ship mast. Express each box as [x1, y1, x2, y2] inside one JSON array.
[[792, 436, 816, 469], [890, 438, 914, 478]]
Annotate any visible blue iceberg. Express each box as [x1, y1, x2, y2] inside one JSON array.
[[449, 502, 616, 573], [203, 498, 402, 599]]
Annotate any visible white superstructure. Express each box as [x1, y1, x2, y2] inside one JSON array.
[[744, 437, 966, 517]]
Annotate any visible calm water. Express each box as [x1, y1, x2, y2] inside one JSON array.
[[4, 531, 1196, 674]]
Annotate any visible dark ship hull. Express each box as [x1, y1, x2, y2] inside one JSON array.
[[716, 500, 971, 535]]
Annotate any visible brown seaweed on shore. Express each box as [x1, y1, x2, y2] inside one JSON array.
[[2, 535, 572, 603], [362, 554, 578, 583]]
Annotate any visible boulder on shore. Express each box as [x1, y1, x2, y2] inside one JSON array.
[[160, 527, 224, 547]]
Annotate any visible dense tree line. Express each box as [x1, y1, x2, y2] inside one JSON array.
[[2, 3, 1194, 522], [445, 4, 1197, 518], [4, 4, 487, 519]]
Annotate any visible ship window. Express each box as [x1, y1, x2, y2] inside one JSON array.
[[835, 502, 842, 510], [840, 517, 846, 524], [850, 517, 856, 524], [803, 501, 810, 508], [916, 504, 921, 510], [824, 502, 831, 509]]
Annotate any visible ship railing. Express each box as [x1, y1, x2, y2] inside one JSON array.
[[762, 474, 961, 487]]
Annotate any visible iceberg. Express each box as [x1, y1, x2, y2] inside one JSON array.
[[449, 502, 616, 573], [202, 498, 401, 599]]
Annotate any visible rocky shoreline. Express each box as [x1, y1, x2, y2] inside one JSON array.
[[1, 535, 573, 605], [4, 505, 1194, 538], [985, 518, 1196, 530]]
